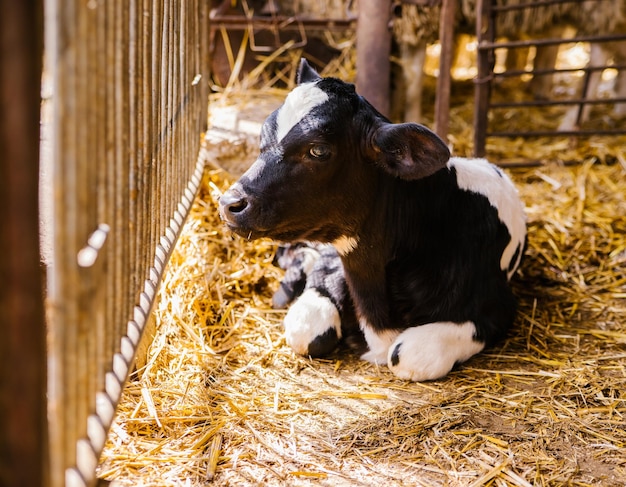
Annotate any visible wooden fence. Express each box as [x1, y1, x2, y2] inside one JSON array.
[[41, 1, 210, 486]]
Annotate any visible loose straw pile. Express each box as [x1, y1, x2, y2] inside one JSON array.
[[97, 129, 626, 487], [98, 41, 626, 486]]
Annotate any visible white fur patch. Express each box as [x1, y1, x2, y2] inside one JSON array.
[[291, 246, 321, 275], [332, 235, 359, 256], [449, 157, 526, 279], [388, 321, 484, 381], [283, 288, 341, 355], [276, 82, 329, 143], [360, 319, 400, 365]]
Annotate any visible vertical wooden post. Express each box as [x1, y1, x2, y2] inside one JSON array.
[[0, 1, 47, 487], [435, 0, 455, 142], [356, 0, 392, 117], [473, 0, 494, 158]]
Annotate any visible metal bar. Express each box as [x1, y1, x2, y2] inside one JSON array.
[[493, 64, 626, 79], [356, 0, 392, 117], [487, 129, 626, 137], [576, 61, 593, 126], [489, 97, 626, 108], [210, 15, 356, 30], [478, 33, 626, 51], [491, 0, 609, 13], [473, 0, 493, 158], [434, 0, 455, 141]]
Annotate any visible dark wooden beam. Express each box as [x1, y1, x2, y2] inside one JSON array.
[[0, 1, 47, 486]]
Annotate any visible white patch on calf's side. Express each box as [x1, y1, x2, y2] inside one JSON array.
[[276, 82, 329, 143], [332, 235, 359, 256], [449, 157, 526, 279], [387, 321, 484, 381], [360, 319, 400, 365], [283, 288, 341, 355]]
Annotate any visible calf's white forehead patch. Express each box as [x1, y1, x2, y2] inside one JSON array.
[[276, 82, 329, 143]]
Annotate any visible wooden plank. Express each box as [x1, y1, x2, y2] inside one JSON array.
[[0, 1, 47, 486]]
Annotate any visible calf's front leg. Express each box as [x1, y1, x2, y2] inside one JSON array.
[[388, 322, 484, 381]]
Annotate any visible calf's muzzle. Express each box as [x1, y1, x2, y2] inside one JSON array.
[[218, 186, 248, 223]]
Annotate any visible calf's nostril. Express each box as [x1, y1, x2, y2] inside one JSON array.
[[219, 191, 248, 215], [227, 198, 247, 214]]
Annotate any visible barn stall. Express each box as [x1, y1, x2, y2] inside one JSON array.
[[1, 0, 626, 486], [97, 0, 626, 484]]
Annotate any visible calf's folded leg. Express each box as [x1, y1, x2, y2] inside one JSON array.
[[387, 321, 484, 382], [283, 288, 342, 357]]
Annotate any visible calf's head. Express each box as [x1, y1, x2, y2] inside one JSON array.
[[218, 59, 450, 243]]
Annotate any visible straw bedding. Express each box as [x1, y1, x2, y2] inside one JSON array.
[[98, 50, 626, 486]]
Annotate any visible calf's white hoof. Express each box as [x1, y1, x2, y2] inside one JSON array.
[[387, 322, 485, 381], [283, 288, 341, 357]]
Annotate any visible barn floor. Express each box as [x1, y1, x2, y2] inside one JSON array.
[[98, 68, 626, 485]]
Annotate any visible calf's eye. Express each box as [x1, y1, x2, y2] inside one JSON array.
[[309, 145, 331, 159]]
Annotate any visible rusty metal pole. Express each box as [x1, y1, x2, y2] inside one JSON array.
[[356, 0, 392, 117], [473, 0, 494, 158], [434, 0, 455, 142], [0, 1, 47, 487]]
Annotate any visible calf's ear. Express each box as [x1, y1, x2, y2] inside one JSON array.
[[372, 123, 450, 180], [297, 58, 322, 84]]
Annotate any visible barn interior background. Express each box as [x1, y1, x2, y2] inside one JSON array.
[[0, 0, 625, 486]]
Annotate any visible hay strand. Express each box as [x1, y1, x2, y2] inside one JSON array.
[[205, 433, 223, 481]]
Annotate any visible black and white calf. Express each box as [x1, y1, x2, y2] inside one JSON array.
[[219, 59, 526, 381]]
